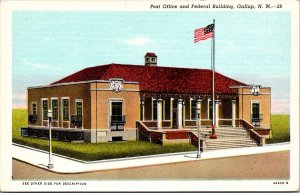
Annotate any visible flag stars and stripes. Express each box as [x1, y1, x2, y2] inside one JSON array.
[[194, 23, 214, 43]]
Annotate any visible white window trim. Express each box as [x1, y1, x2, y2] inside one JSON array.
[[75, 99, 83, 115], [75, 99, 83, 128], [109, 98, 124, 115], [41, 98, 48, 126], [250, 100, 261, 114], [51, 97, 59, 123], [61, 97, 70, 125], [109, 98, 124, 127]]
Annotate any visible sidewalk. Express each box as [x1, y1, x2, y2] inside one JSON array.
[[12, 143, 290, 174]]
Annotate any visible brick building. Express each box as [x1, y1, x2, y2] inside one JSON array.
[[25, 53, 271, 144]]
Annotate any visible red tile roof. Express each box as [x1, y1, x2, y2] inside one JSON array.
[[145, 52, 157, 57], [51, 64, 247, 94]]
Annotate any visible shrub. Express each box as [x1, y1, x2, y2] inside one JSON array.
[[12, 109, 196, 161]]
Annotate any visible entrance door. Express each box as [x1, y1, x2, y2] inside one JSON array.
[[172, 100, 177, 128]]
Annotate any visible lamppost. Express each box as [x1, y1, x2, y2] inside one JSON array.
[[196, 111, 201, 158], [48, 109, 54, 169]]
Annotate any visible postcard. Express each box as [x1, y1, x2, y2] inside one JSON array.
[[0, 0, 299, 191]]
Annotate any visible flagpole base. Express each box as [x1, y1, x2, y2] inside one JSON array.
[[209, 134, 217, 139], [209, 125, 217, 139]]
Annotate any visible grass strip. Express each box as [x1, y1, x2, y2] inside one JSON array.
[[12, 109, 196, 161]]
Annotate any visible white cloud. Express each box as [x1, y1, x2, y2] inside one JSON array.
[[220, 40, 240, 52], [225, 41, 240, 51], [13, 93, 26, 100], [13, 93, 27, 109], [123, 36, 153, 46], [13, 102, 26, 109], [20, 59, 53, 69], [271, 99, 290, 114], [33, 63, 49, 69]]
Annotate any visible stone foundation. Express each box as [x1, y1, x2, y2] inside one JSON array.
[[86, 129, 137, 143]]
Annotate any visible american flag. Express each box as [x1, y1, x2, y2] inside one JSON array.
[[194, 24, 214, 43]]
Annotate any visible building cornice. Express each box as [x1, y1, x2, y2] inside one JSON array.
[[27, 80, 139, 89], [230, 85, 271, 89]]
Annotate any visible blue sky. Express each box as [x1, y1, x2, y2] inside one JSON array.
[[12, 11, 291, 114]]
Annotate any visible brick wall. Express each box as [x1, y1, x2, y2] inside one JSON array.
[[90, 82, 140, 130], [28, 83, 91, 129], [238, 88, 271, 128]]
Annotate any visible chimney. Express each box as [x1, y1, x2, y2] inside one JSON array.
[[145, 52, 157, 66]]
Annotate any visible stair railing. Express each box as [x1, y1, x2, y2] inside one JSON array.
[[136, 121, 162, 143], [241, 119, 265, 146]]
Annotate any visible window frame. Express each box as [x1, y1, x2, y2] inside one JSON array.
[[31, 102, 37, 115], [51, 98, 59, 121], [41, 98, 48, 121], [251, 100, 261, 120], [109, 99, 124, 126], [75, 99, 83, 116], [61, 97, 70, 122]]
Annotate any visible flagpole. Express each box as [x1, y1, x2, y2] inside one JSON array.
[[210, 19, 217, 139]]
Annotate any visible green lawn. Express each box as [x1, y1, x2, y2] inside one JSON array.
[[12, 109, 196, 161], [266, 114, 290, 144], [12, 109, 290, 160], [12, 109, 27, 139]]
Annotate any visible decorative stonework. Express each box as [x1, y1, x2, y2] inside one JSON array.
[[109, 79, 124, 92], [250, 85, 261, 96]]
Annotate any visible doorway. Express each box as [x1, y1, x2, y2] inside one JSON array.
[[172, 100, 177, 128]]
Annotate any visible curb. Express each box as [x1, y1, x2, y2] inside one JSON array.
[[12, 143, 197, 164]]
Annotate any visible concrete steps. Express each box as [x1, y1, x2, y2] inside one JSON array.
[[199, 127, 258, 151], [200, 128, 248, 138]]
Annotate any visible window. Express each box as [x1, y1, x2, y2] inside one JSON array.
[[152, 99, 157, 120], [191, 100, 197, 120], [111, 101, 123, 122], [252, 102, 260, 120], [42, 99, 48, 120], [32, 102, 37, 115], [52, 99, 58, 120], [151, 58, 155, 62], [76, 100, 83, 116], [62, 99, 69, 121]]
